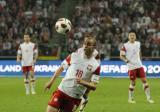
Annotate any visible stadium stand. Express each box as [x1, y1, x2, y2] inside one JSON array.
[[0, 0, 159, 60]]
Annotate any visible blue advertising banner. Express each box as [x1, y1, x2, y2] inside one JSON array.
[[0, 60, 159, 77]]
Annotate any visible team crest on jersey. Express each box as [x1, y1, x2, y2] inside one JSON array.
[[87, 65, 93, 71]]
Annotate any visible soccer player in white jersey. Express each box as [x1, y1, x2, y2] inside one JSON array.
[[78, 36, 100, 112], [44, 37, 100, 112], [120, 30, 154, 104], [17, 33, 38, 95]]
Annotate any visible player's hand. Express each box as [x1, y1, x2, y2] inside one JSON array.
[[44, 81, 53, 92], [17, 58, 21, 62], [125, 59, 129, 63]]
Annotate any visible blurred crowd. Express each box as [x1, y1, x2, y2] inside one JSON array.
[[0, 0, 61, 56], [68, 0, 160, 60], [0, 0, 160, 60]]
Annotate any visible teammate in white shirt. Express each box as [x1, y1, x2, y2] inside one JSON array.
[[17, 33, 38, 95], [120, 30, 154, 104], [44, 37, 100, 112]]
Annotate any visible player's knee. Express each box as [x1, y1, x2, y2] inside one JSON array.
[[142, 79, 147, 84], [143, 82, 149, 90], [30, 78, 36, 82], [24, 79, 29, 83], [129, 84, 135, 91], [130, 81, 136, 86], [30, 70, 34, 74], [23, 72, 28, 76], [29, 69, 34, 75], [133, 83, 136, 86]]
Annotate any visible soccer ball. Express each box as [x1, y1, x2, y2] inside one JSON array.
[[55, 18, 72, 35]]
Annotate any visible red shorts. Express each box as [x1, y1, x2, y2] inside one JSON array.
[[22, 66, 34, 73], [48, 89, 81, 112], [128, 67, 146, 80]]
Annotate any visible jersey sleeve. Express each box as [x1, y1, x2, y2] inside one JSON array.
[[91, 66, 100, 83], [61, 55, 71, 69], [93, 49, 100, 64], [95, 53, 100, 64], [120, 45, 126, 55], [17, 45, 22, 55], [95, 53, 100, 60]]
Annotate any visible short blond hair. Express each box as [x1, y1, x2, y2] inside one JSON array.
[[84, 34, 96, 46]]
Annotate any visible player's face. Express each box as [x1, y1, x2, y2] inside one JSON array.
[[84, 40, 95, 58], [128, 33, 136, 43], [24, 35, 30, 42]]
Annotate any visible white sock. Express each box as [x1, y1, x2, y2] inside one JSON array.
[[31, 79, 36, 92], [129, 84, 135, 100], [143, 83, 151, 100], [24, 82, 30, 93]]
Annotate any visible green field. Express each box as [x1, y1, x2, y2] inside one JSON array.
[[0, 77, 160, 112]]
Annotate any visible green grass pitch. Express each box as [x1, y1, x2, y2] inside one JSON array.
[[0, 77, 160, 112]]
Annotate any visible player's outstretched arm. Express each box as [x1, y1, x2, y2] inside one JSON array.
[[44, 66, 64, 91]]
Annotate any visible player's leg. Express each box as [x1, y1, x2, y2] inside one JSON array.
[[63, 99, 80, 112], [128, 70, 136, 103], [46, 105, 59, 112], [22, 67, 30, 95], [29, 66, 36, 94], [47, 90, 63, 112], [79, 95, 88, 112], [128, 80, 136, 103], [24, 72, 30, 95], [139, 67, 154, 103], [79, 89, 90, 112], [138, 67, 154, 103], [55, 90, 80, 112], [141, 78, 154, 103]]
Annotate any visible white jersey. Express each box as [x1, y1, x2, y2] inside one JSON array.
[[58, 50, 100, 99], [17, 42, 38, 66], [120, 41, 143, 70]]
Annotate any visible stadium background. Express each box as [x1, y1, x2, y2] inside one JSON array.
[[0, 0, 160, 112]]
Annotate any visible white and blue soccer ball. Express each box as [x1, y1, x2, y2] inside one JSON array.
[[55, 18, 72, 35]]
